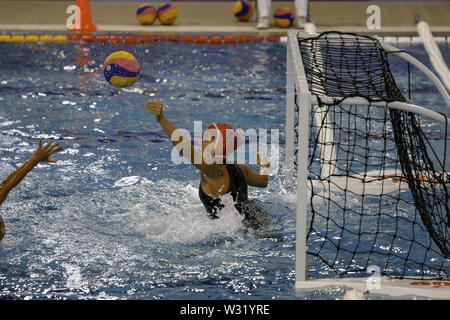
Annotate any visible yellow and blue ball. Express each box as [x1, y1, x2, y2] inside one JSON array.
[[103, 51, 140, 88], [274, 6, 294, 28], [233, 0, 254, 21], [157, 3, 178, 25], [136, 4, 157, 25]]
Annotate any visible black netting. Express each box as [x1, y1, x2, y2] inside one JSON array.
[[299, 31, 405, 102], [294, 32, 449, 279]]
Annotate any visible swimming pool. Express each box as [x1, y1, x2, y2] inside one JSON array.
[[0, 39, 448, 300]]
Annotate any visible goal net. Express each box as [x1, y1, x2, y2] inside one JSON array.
[[287, 31, 449, 281]]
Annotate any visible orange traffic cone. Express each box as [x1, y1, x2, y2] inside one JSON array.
[[67, 0, 97, 32]]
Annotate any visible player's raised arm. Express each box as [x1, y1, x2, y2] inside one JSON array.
[[0, 139, 62, 203], [145, 100, 220, 175], [0, 139, 62, 241]]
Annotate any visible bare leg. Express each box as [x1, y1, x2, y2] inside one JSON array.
[[257, 0, 271, 29], [257, 0, 271, 17], [295, 0, 308, 28]]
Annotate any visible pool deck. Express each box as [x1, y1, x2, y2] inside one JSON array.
[[0, 1, 449, 36]]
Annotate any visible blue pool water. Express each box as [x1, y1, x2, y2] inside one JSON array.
[[0, 39, 448, 300]]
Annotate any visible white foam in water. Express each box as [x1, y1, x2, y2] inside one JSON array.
[[63, 65, 76, 71], [113, 176, 141, 187], [0, 120, 20, 128], [106, 178, 246, 245], [64, 264, 86, 290], [60, 148, 79, 155]]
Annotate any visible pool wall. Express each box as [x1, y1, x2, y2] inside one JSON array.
[[0, 1, 449, 36]]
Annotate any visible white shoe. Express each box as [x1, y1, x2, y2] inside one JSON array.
[[257, 16, 269, 29], [296, 16, 307, 28]]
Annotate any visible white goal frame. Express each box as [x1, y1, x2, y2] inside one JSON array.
[[285, 30, 450, 298]]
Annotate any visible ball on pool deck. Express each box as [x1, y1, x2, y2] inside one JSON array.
[[233, 0, 254, 21], [136, 3, 157, 25], [103, 51, 140, 88], [157, 3, 178, 25], [274, 6, 294, 28]]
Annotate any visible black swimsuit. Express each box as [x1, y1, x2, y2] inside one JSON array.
[[199, 164, 269, 229]]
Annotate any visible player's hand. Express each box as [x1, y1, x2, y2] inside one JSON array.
[[145, 100, 164, 122], [257, 153, 270, 175], [257, 153, 270, 168], [32, 139, 62, 163]]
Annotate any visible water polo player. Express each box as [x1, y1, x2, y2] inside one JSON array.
[[0, 139, 62, 241], [145, 100, 271, 229]]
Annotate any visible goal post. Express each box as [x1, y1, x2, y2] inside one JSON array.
[[286, 30, 450, 293], [286, 31, 311, 282]]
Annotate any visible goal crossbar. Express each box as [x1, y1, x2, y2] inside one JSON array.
[[289, 32, 450, 111], [311, 96, 448, 125]]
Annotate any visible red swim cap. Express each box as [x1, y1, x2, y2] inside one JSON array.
[[206, 123, 243, 157]]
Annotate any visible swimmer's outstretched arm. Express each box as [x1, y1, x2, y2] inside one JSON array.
[[145, 100, 220, 174], [0, 139, 62, 205], [0, 139, 61, 241]]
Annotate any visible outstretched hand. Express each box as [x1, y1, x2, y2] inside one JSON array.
[[257, 153, 270, 176], [257, 153, 270, 168], [145, 100, 164, 122], [32, 139, 62, 163]]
